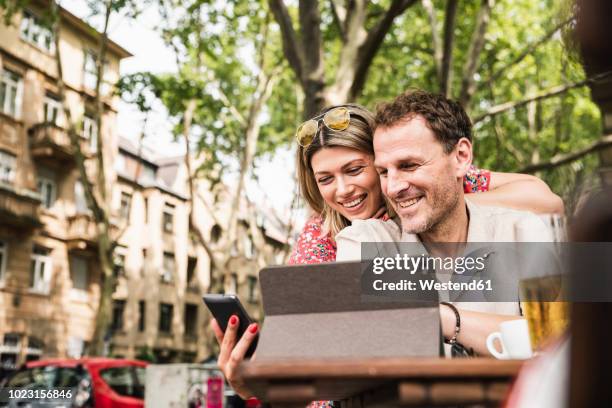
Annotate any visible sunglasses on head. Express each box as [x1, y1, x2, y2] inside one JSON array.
[[295, 107, 351, 147]]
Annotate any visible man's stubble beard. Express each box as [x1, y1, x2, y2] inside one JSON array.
[[400, 179, 462, 236]]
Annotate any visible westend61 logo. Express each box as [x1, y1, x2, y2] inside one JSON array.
[[371, 254, 486, 275]]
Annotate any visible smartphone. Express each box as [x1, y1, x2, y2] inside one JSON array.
[[203, 294, 258, 358]]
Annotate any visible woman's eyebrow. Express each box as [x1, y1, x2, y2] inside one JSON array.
[[340, 159, 367, 170]]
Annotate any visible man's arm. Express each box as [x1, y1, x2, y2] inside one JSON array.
[[468, 172, 564, 215], [440, 305, 521, 356]]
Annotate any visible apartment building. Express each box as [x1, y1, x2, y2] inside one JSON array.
[[108, 137, 288, 362], [0, 4, 287, 368], [0, 2, 130, 368]]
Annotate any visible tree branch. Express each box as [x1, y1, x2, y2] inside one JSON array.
[[327, 0, 367, 104], [517, 134, 612, 173], [330, 0, 348, 42], [349, 0, 418, 100], [93, 0, 113, 205], [440, 0, 458, 97], [269, 0, 305, 83], [458, 0, 494, 107], [484, 15, 575, 86], [473, 70, 612, 123], [422, 0, 442, 83]]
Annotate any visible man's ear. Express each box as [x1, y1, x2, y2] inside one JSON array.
[[453, 137, 473, 177]]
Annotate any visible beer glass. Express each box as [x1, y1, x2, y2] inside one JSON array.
[[516, 215, 569, 350]]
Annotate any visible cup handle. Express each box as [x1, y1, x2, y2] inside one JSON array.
[[486, 332, 507, 359]]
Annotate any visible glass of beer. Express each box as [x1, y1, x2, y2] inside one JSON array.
[[520, 275, 569, 350], [515, 215, 569, 350]]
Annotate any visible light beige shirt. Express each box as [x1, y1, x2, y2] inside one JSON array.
[[336, 198, 553, 316]]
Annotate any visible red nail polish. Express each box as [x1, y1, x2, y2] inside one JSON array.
[[229, 315, 238, 325], [249, 323, 258, 334]]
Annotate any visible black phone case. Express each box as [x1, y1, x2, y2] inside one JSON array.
[[203, 294, 259, 358]]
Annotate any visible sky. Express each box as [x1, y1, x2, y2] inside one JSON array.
[[61, 0, 298, 218]]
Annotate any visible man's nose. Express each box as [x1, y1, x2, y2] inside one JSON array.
[[385, 170, 409, 198]]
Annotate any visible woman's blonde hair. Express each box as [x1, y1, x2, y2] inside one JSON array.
[[296, 104, 382, 237]]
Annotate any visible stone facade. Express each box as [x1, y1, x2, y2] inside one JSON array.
[[1, 4, 285, 368], [0, 3, 129, 368]]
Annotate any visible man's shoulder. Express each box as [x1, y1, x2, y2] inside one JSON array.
[[336, 218, 401, 243]]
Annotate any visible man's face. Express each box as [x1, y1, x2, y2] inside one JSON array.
[[373, 115, 469, 234]]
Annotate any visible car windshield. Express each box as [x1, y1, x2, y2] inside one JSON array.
[[99, 366, 145, 399], [6, 366, 86, 388]]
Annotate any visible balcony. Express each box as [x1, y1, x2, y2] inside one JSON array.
[[28, 123, 74, 165], [0, 182, 41, 229], [66, 213, 119, 251], [66, 213, 97, 250]]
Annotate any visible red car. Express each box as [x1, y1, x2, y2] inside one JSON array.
[[2, 358, 147, 408]]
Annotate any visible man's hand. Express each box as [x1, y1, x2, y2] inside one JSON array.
[[211, 316, 258, 399]]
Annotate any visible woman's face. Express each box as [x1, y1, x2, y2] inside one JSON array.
[[310, 146, 383, 221]]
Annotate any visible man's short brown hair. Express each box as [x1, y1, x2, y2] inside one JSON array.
[[374, 89, 472, 153]]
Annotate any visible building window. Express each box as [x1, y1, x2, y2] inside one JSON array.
[[162, 203, 174, 233], [228, 273, 238, 295], [0, 333, 21, 369], [29, 246, 52, 294], [161, 252, 175, 283], [19, 11, 54, 53], [143, 197, 149, 223], [70, 255, 89, 291], [244, 235, 254, 259], [247, 276, 258, 303], [25, 337, 44, 362], [159, 303, 173, 334], [0, 151, 16, 184], [119, 192, 132, 221], [83, 50, 98, 90], [83, 115, 98, 152], [37, 175, 56, 209], [43, 93, 62, 125], [111, 299, 126, 332], [186, 257, 197, 286], [0, 240, 7, 283], [73, 181, 88, 214], [115, 153, 125, 174], [0, 69, 23, 118], [140, 164, 156, 185], [138, 300, 146, 332], [113, 253, 126, 278], [184, 303, 198, 337]]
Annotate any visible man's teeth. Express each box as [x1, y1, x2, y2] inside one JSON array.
[[342, 195, 365, 208], [398, 197, 420, 208]]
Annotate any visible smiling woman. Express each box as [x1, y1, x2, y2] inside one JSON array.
[[310, 146, 382, 222]]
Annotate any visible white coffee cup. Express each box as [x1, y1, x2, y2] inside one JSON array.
[[486, 319, 533, 359]]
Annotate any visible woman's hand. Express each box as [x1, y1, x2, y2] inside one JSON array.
[[372, 205, 387, 219], [211, 316, 259, 399]]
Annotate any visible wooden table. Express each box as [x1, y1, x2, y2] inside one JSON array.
[[238, 357, 524, 407]]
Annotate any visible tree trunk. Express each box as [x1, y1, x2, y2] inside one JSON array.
[[440, 0, 458, 97], [50, 0, 117, 356]]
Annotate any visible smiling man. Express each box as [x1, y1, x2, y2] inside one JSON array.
[[335, 89, 553, 356]]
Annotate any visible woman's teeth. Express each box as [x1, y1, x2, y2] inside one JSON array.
[[398, 197, 420, 208], [342, 195, 366, 208]]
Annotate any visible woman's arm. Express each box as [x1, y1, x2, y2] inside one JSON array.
[[468, 171, 564, 215]]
